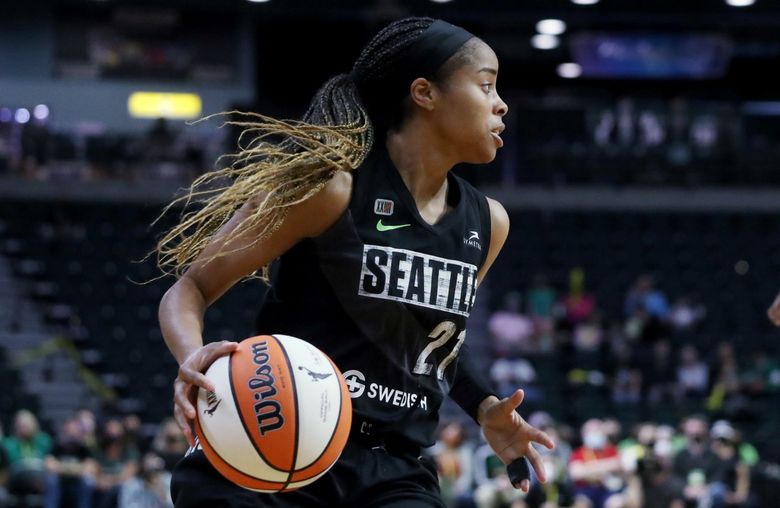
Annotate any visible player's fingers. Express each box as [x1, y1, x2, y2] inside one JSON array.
[[180, 367, 214, 393], [530, 427, 555, 450], [174, 403, 195, 448], [526, 446, 547, 484], [174, 379, 197, 419], [520, 479, 530, 493], [503, 389, 525, 414], [202, 340, 239, 364]]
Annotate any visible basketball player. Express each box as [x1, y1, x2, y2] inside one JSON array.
[[156, 17, 554, 507], [768, 292, 780, 326]]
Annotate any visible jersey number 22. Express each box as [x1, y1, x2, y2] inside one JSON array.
[[412, 321, 465, 380]]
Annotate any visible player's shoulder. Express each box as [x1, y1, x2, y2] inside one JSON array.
[[289, 170, 353, 238], [486, 197, 509, 237], [310, 169, 353, 217]]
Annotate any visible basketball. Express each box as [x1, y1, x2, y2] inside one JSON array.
[[194, 334, 352, 492]]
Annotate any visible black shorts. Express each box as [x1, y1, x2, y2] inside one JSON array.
[[170, 436, 444, 508]]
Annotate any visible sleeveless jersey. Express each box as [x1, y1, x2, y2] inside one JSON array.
[[255, 146, 492, 446]]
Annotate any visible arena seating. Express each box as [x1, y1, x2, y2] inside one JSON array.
[[2, 201, 778, 447]]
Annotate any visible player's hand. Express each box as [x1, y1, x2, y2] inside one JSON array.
[[768, 292, 780, 326], [173, 340, 239, 447], [478, 389, 555, 493]]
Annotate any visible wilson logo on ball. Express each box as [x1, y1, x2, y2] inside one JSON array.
[[249, 341, 285, 435]]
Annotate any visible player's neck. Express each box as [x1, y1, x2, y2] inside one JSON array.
[[385, 124, 453, 205]]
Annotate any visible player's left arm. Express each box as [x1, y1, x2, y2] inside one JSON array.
[[472, 198, 554, 491]]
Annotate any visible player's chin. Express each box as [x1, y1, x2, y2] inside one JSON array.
[[461, 142, 498, 164], [474, 146, 498, 164]]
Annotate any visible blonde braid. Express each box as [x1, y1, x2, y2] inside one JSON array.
[[153, 102, 372, 282], [151, 17, 439, 284]]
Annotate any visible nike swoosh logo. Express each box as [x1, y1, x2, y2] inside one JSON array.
[[376, 219, 411, 232]]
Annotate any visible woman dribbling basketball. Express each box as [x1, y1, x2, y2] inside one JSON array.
[[156, 17, 554, 508]]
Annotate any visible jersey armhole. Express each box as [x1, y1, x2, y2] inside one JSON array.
[[478, 194, 492, 270]]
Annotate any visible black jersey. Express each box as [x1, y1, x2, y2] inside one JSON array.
[[255, 146, 492, 446]]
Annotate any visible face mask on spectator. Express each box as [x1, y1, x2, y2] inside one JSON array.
[[584, 431, 607, 449]]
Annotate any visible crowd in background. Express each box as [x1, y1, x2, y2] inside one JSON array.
[[0, 409, 185, 508], [486, 271, 779, 417], [1, 273, 778, 508], [3, 94, 780, 188], [430, 414, 760, 508], [1, 408, 764, 508], [0, 114, 209, 183]]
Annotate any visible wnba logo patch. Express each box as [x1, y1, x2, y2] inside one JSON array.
[[374, 199, 394, 216]]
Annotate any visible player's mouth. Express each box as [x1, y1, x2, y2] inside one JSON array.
[[491, 124, 505, 148]]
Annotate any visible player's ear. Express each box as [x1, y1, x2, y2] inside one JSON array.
[[409, 78, 437, 111]]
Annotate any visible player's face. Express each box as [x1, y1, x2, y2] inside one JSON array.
[[432, 40, 508, 164]]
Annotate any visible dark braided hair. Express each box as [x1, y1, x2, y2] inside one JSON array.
[[154, 17, 468, 282]]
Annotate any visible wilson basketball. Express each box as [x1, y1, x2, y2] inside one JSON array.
[[194, 334, 352, 492]]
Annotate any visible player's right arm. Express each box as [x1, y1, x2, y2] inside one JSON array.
[[158, 171, 352, 445]]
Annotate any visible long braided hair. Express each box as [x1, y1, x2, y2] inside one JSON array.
[[153, 17, 445, 282]]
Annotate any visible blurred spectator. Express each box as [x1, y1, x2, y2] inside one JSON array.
[[490, 357, 539, 401], [669, 297, 705, 333], [640, 339, 677, 404], [618, 422, 685, 507], [151, 419, 188, 472], [527, 275, 556, 353], [488, 292, 534, 355], [44, 418, 96, 508], [143, 118, 177, 162], [122, 415, 143, 454], [20, 117, 52, 178], [677, 345, 709, 400], [532, 417, 575, 508], [573, 313, 604, 353], [93, 418, 139, 508], [636, 452, 685, 508], [610, 344, 642, 406], [673, 416, 720, 507], [601, 420, 622, 449], [568, 419, 623, 508], [708, 421, 751, 507], [741, 349, 780, 396], [432, 422, 474, 508], [1, 410, 52, 498], [560, 268, 596, 326], [75, 409, 98, 453], [118, 453, 172, 508], [527, 274, 556, 319], [618, 423, 655, 474], [706, 343, 749, 419], [624, 275, 670, 321]]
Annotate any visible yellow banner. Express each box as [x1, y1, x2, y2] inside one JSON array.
[[128, 92, 202, 120]]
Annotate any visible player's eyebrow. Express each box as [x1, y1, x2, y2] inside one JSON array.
[[478, 67, 498, 75]]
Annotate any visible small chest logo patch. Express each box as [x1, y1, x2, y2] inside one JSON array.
[[464, 230, 482, 251], [374, 199, 395, 216]]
